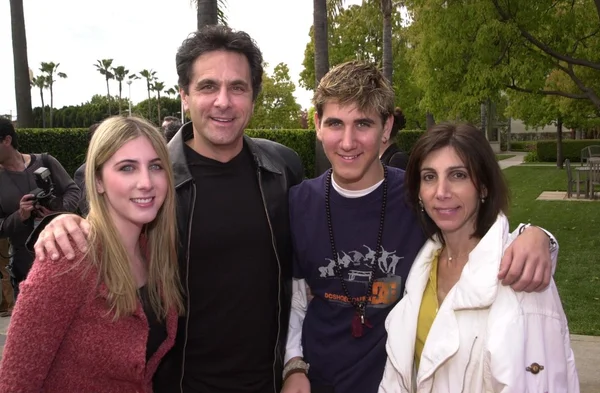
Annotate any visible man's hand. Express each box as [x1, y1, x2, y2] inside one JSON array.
[[35, 206, 54, 218], [34, 214, 90, 261], [281, 372, 310, 393], [18, 194, 36, 222], [498, 226, 551, 293]]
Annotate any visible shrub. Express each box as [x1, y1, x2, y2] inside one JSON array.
[[536, 140, 600, 162], [397, 130, 425, 153], [17, 128, 318, 178], [523, 151, 539, 162]]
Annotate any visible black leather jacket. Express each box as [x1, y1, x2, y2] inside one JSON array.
[[153, 123, 304, 393]]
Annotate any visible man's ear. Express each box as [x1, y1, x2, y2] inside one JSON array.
[[314, 112, 323, 141], [180, 88, 189, 112], [382, 114, 394, 141]]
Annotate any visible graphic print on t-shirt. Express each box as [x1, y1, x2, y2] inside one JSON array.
[[319, 244, 404, 308]]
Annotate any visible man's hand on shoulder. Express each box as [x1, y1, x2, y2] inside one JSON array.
[[34, 214, 90, 261], [499, 225, 552, 292]]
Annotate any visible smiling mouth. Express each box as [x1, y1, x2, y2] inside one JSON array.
[[211, 117, 234, 123], [338, 153, 361, 161], [131, 197, 154, 204]]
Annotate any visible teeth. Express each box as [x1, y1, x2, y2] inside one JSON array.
[[212, 117, 233, 122], [132, 198, 152, 203], [341, 155, 358, 160]]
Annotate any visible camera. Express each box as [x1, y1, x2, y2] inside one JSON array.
[[29, 167, 62, 211]]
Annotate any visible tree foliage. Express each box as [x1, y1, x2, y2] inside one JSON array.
[[301, 0, 427, 128], [405, 0, 600, 124], [248, 63, 303, 129]]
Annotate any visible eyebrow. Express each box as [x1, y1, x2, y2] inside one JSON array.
[[420, 165, 468, 172], [322, 117, 376, 126], [114, 157, 161, 166], [194, 78, 250, 89]]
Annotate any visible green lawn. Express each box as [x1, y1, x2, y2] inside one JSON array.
[[503, 166, 600, 335], [495, 154, 516, 161]]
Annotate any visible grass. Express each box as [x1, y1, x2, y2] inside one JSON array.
[[503, 166, 600, 335], [496, 154, 516, 161]]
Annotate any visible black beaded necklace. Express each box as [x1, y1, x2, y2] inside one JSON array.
[[324, 166, 388, 338]]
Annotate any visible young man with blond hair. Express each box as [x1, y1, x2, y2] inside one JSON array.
[[281, 61, 557, 393]]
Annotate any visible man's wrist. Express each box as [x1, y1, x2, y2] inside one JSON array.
[[282, 357, 309, 382]]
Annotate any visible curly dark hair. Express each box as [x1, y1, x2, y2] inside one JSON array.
[[176, 25, 263, 101]]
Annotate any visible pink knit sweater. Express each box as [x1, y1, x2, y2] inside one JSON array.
[[0, 252, 178, 393]]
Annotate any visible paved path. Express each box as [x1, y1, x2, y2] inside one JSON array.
[[499, 151, 527, 169], [0, 315, 598, 390]]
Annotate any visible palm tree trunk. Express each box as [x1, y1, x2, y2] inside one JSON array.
[[381, 0, 393, 83], [49, 84, 54, 127], [157, 92, 161, 124], [9, 0, 34, 127], [106, 78, 112, 115], [146, 84, 152, 120], [39, 87, 46, 128], [118, 82, 122, 115], [313, 0, 331, 176], [197, 0, 218, 29]]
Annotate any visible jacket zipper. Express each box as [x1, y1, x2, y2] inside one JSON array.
[[460, 336, 479, 393], [179, 183, 197, 393], [257, 167, 283, 393]]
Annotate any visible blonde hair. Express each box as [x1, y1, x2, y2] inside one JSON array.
[[84, 116, 183, 320]]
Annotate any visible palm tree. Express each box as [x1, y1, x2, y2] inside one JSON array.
[[139, 69, 157, 120], [153, 81, 165, 124], [381, 0, 393, 83], [95, 59, 114, 115], [112, 65, 130, 115], [31, 75, 48, 128], [9, 0, 34, 127], [40, 62, 67, 128], [195, 0, 228, 29]]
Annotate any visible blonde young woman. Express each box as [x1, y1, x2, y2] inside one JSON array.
[[379, 123, 579, 392], [0, 116, 183, 392]]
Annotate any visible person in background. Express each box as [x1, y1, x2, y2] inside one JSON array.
[[379, 123, 577, 392], [379, 107, 409, 170], [163, 118, 182, 143], [0, 116, 183, 392], [73, 122, 101, 216], [0, 117, 80, 299], [0, 238, 15, 317]]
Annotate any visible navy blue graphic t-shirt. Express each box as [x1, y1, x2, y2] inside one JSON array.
[[290, 168, 425, 393]]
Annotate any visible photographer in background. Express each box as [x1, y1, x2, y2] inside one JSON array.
[[0, 118, 80, 302]]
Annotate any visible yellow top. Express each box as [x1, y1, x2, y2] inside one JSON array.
[[414, 249, 441, 371]]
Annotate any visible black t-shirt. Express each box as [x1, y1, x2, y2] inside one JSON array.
[[139, 285, 167, 362], [182, 142, 279, 393]]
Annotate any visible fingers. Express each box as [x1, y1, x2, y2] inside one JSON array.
[[497, 247, 513, 280], [20, 194, 35, 203], [64, 218, 89, 254], [510, 256, 536, 292], [500, 249, 525, 287], [33, 233, 47, 261], [522, 261, 546, 293]]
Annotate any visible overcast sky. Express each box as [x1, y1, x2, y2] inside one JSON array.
[[1, 0, 362, 120]]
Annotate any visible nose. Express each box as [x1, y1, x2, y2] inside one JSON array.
[[213, 85, 231, 109], [340, 127, 357, 151], [137, 168, 153, 190], [435, 178, 451, 200]]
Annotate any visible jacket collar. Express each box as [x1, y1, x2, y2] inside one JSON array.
[[168, 122, 282, 188]]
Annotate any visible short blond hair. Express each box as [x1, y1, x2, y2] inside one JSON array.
[[313, 61, 395, 123], [85, 116, 183, 320]]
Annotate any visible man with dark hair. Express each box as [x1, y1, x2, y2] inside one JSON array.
[[161, 115, 181, 130], [379, 107, 409, 170], [31, 25, 304, 393], [0, 118, 80, 300], [73, 122, 101, 216], [162, 118, 182, 142], [281, 61, 558, 393]]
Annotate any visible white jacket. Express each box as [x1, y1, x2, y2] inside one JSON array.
[[379, 215, 579, 393]]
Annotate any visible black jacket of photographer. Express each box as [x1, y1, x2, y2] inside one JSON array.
[[0, 154, 80, 279], [152, 123, 304, 392]]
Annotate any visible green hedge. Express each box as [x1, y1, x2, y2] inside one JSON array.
[[17, 128, 427, 179], [536, 140, 600, 162], [245, 129, 316, 178], [507, 141, 537, 152]]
